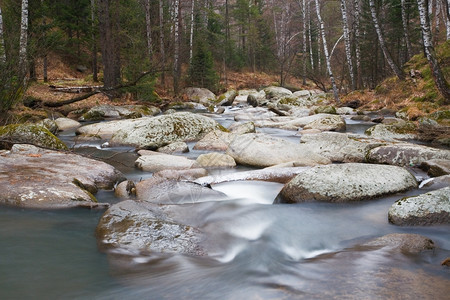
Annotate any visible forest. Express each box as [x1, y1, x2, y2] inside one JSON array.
[[0, 0, 449, 114]]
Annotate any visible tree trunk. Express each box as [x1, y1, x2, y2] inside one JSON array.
[[91, 0, 98, 82], [314, 0, 340, 103], [0, 6, 6, 64], [418, 0, 450, 103], [159, 0, 166, 85], [19, 0, 29, 78], [354, 0, 362, 88], [98, 0, 121, 91], [144, 0, 153, 61], [189, 0, 195, 63], [302, 0, 307, 85], [444, 0, 450, 40], [368, 0, 405, 80], [173, 0, 180, 94], [340, 0, 355, 90], [401, 0, 413, 60], [307, 2, 314, 70]]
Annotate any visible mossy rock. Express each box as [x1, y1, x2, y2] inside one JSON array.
[[314, 105, 337, 115], [279, 97, 301, 106], [430, 110, 450, 124], [0, 124, 68, 150], [80, 110, 105, 121]]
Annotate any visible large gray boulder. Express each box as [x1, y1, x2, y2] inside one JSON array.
[[303, 114, 346, 132], [182, 87, 216, 106], [388, 187, 450, 226], [54, 117, 81, 131], [108, 112, 223, 148], [79, 104, 160, 121], [196, 152, 236, 168], [0, 144, 124, 209], [217, 90, 237, 106], [276, 163, 417, 203], [135, 150, 198, 172], [0, 123, 68, 150], [264, 86, 292, 99], [254, 113, 337, 130], [365, 120, 417, 141], [368, 143, 450, 166], [300, 132, 385, 163], [226, 133, 331, 167], [193, 130, 235, 151], [96, 200, 206, 255]]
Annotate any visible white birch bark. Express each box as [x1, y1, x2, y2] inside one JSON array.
[[144, 0, 153, 60], [307, 1, 314, 70], [0, 6, 6, 64], [173, 0, 180, 93], [354, 0, 362, 88], [19, 0, 29, 76], [368, 0, 405, 80], [401, 0, 413, 59], [189, 0, 195, 63], [314, 0, 340, 102], [340, 0, 355, 90], [446, 0, 450, 40], [159, 0, 166, 84]]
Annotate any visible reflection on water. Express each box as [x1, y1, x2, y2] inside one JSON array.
[[1, 112, 449, 299]]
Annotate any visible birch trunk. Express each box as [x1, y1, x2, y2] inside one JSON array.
[[354, 0, 362, 88], [417, 0, 450, 102], [91, 0, 98, 82], [189, 0, 195, 63], [144, 0, 153, 61], [302, 0, 307, 84], [314, 0, 340, 103], [307, 2, 314, 70], [19, 0, 29, 77], [159, 0, 166, 85], [368, 0, 405, 80], [446, 0, 450, 40], [173, 0, 180, 94], [340, 0, 355, 90], [0, 6, 6, 64], [401, 0, 413, 60]]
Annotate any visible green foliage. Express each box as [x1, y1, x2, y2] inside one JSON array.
[[188, 39, 219, 92]]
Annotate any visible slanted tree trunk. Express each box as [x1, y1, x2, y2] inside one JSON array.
[[418, 0, 450, 103], [0, 6, 7, 64], [19, 0, 29, 78], [91, 0, 98, 82], [144, 0, 153, 61], [354, 0, 362, 88], [173, 0, 180, 94], [98, 0, 121, 91], [314, 0, 340, 103], [368, 0, 405, 80], [401, 0, 413, 60], [159, 0, 166, 85], [340, 0, 355, 90]]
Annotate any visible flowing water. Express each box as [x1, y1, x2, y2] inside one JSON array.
[[1, 109, 449, 299]]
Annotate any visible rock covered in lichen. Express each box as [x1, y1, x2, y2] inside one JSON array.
[[388, 187, 450, 226], [0, 123, 68, 150]]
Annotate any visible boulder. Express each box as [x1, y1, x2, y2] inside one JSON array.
[[367, 143, 450, 166], [153, 168, 208, 181], [420, 159, 450, 177], [365, 120, 417, 141], [196, 152, 236, 168], [114, 180, 136, 199], [314, 105, 337, 115], [135, 177, 227, 204], [96, 200, 206, 255], [292, 90, 311, 98], [300, 132, 385, 163], [388, 187, 450, 226], [0, 123, 68, 150], [135, 150, 198, 172], [108, 112, 223, 149], [182, 87, 216, 106], [217, 90, 237, 106], [336, 107, 356, 115], [247, 94, 260, 107], [54, 117, 81, 131], [253, 113, 336, 130], [275, 163, 417, 203], [226, 133, 331, 168], [418, 175, 450, 189], [263, 86, 292, 99], [37, 118, 58, 134], [234, 107, 277, 122], [80, 104, 160, 121], [227, 122, 255, 134], [0, 144, 124, 209], [193, 130, 235, 151], [362, 233, 435, 253], [303, 114, 346, 132], [76, 117, 151, 139], [157, 141, 189, 154]]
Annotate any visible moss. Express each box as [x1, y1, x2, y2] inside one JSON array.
[[0, 124, 68, 150], [81, 110, 105, 121], [315, 105, 337, 114], [279, 97, 300, 106], [72, 178, 98, 202], [217, 123, 230, 132]]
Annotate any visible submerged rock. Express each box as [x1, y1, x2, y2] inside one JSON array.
[[276, 163, 417, 203], [0, 123, 68, 150], [368, 143, 450, 166], [0, 144, 124, 209], [363, 233, 435, 253], [388, 187, 450, 226], [96, 200, 206, 255], [226, 133, 331, 167]]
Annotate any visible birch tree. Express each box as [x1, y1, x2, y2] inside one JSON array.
[[173, 0, 180, 94], [0, 6, 6, 64], [368, 0, 405, 80], [354, 0, 362, 88], [307, 2, 314, 70], [314, 0, 340, 102], [19, 0, 29, 77], [339, 0, 355, 90], [189, 0, 195, 62], [417, 0, 450, 102]]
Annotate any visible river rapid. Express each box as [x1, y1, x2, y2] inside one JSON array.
[[1, 107, 449, 299]]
